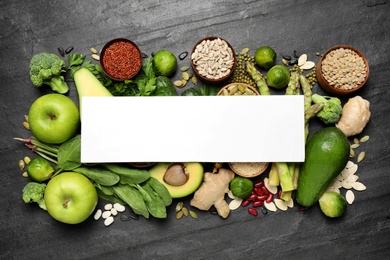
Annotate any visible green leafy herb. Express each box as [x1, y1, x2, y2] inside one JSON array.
[[56, 135, 82, 173]]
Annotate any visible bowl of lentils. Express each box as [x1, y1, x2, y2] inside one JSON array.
[[191, 36, 236, 84], [100, 38, 142, 81], [316, 45, 369, 96]]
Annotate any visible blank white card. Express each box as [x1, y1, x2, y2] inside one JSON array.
[[81, 96, 304, 163]]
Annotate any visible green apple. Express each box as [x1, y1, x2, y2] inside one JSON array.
[[44, 172, 98, 224], [28, 94, 80, 144]]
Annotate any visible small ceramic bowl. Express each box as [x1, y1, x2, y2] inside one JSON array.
[[217, 83, 260, 96], [191, 36, 236, 84], [316, 45, 369, 96], [228, 162, 269, 178], [100, 38, 142, 81]]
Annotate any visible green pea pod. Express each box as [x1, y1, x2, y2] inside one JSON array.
[[113, 184, 149, 218], [137, 183, 167, 219], [96, 189, 126, 205], [147, 177, 172, 206], [102, 163, 150, 184], [74, 166, 120, 186]]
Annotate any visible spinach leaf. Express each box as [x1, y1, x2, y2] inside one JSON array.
[[148, 177, 172, 206], [56, 135, 82, 172], [74, 166, 120, 186], [137, 183, 167, 218], [102, 163, 150, 184], [113, 184, 149, 218]]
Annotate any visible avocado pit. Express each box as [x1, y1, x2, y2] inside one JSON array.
[[163, 163, 189, 186]]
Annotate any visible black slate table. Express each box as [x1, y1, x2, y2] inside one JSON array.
[[1, 0, 390, 259]]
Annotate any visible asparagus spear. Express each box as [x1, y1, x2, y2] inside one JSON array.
[[246, 63, 270, 95]]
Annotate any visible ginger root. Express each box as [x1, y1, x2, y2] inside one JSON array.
[[336, 96, 371, 137], [190, 168, 235, 218]]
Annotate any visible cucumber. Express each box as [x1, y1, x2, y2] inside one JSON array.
[[296, 127, 350, 208]]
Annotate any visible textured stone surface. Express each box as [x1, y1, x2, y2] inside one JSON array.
[[1, 0, 390, 259]]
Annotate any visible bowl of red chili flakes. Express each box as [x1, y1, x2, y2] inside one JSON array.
[[100, 38, 143, 81]]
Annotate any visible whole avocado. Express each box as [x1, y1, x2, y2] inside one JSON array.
[[296, 127, 350, 208]]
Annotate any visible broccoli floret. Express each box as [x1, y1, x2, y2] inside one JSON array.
[[29, 52, 69, 94], [22, 182, 47, 210], [312, 94, 343, 124]]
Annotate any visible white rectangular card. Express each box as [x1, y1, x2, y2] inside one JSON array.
[[81, 96, 304, 163]]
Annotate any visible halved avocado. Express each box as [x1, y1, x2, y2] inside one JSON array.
[[149, 162, 204, 198]]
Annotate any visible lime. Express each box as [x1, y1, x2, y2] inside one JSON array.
[[230, 176, 253, 199], [27, 157, 54, 182], [266, 65, 291, 89], [152, 50, 177, 77], [254, 46, 277, 70]]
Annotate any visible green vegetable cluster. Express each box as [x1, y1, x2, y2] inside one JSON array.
[[29, 53, 69, 94], [18, 135, 172, 219], [312, 94, 343, 124], [22, 182, 47, 210]]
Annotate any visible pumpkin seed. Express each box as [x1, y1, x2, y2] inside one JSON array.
[[24, 115, 29, 122], [357, 151, 366, 163], [350, 143, 360, 149], [92, 54, 100, 61], [175, 201, 184, 212], [22, 172, 28, 177], [173, 80, 183, 87], [181, 79, 187, 88], [24, 156, 31, 165], [240, 47, 249, 55], [182, 72, 190, 81], [176, 210, 184, 219], [360, 135, 370, 143], [352, 182, 366, 191], [286, 198, 294, 208], [182, 207, 189, 217], [346, 190, 355, 204], [274, 199, 288, 211], [90, 47, 98, 54], [23, 121, 30, 130], [229, 199, 242, 210], [353, 138, 359, 144], [298, 54, 307, 66], [282, 58, 289, 66], [264, 201, 277, 212], [350, 147, 355, 158], [300, 61, 315, 70], [180, 66, 189, 72], [19, 160, 25, 170], [189, 210, 198, 219], [264, 178, 278, 194]]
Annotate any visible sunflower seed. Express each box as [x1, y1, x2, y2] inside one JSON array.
[[346, 190, 355, 204], [360, 135, 370, 143], [357, 151, 366, 163]]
